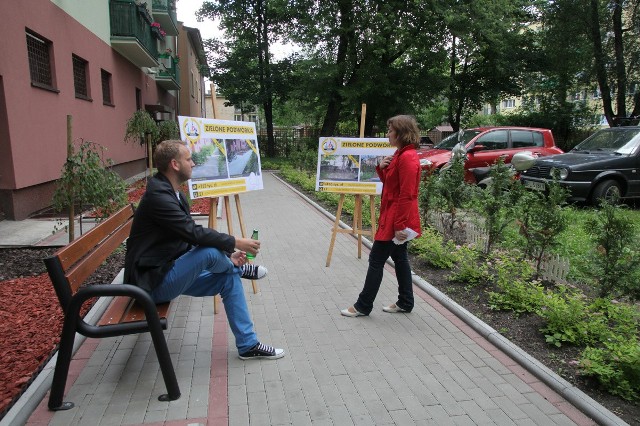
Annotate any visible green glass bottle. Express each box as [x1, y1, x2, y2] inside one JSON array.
[[246, 229, 258, 260]]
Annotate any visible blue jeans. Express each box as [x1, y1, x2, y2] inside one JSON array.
[[354, 240, 414, 315], [150, 246, 258, 354]]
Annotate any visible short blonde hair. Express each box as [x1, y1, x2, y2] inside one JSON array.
[[154, 140, 187, 172], [387, 115, 420, 148]]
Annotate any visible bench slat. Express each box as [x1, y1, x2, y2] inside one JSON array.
[[98, 296, 134, 325], [97, 297, 171, 326], [57, 205, 134, 270], [124, 301, 171, 323], [65, 221, 132, 293]]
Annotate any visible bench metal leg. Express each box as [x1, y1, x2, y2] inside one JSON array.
[[48, 310, 79, 410], [148, 318, 181, 401]]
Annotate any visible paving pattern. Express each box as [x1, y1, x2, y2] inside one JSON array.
[[21, 172, 616, 425]]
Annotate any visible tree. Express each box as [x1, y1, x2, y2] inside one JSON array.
[[285, 0, 447, 135], [434, 0, 538, 131], [537, 0, 640, 127], [198, 1, 292, 156]]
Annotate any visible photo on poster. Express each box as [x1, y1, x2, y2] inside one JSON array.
[[359, 155, 386, 182], [318, 154, 359, 181], [189, 138, 229, 180], [225, 138, 261, 178]]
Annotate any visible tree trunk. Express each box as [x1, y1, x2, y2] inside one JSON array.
[[321, 0, 353, 136], [612, 0, 627, 122], [589, 0, 617, 126]]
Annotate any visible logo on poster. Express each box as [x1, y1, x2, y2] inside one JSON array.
[[183, 118, 201, 144], [320, 137, 338, 155]]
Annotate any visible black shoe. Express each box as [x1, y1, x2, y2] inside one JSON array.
[[240, 264, 268, 280], [239, 343, 285, 360]]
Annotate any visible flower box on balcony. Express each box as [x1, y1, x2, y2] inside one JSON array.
[[151, 26, 165, 40]]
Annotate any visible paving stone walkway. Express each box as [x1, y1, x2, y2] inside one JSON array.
[[9, 172, 627, 425]]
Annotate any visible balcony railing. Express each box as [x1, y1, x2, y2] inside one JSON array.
[[156, 54, 180, 90], [109, 0, 159, 67], [152, 0, 179, 36]]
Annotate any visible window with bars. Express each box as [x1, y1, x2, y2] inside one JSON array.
[[101, 69, 114, 106], [72, 54, 90, 100], [26, 31, 55, 90]]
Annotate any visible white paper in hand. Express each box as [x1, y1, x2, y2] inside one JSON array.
[[392, 227, 418, 245]]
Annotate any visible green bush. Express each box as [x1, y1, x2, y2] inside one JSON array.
[[537, 287, 597, 347], [447, 245, 490, 285], [579, 339, 640, 401], [410, 227, 459, 269], [487, 254, 544, 315], [584, 201, 640, 300]]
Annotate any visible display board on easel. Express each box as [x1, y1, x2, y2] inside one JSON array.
[[317, 104, 395, 266], [178, 113, 262, 312]]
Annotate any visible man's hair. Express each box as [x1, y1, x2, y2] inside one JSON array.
[[154, 140, 186, 172], [387, 115, 421, 149]]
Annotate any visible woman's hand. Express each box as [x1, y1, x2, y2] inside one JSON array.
[[378, 155, 394, 170], [394, 229, 408, 242], [235, 237, 260, 256], [230, 250, 247, 267]]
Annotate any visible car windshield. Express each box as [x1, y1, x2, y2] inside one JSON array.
[[572, 128, 640, 155], [435, 130, 484, 150]]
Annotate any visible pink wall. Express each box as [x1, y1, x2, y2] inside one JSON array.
[[0, 0, 177, 218]]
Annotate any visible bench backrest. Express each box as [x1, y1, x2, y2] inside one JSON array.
[[44, 204, 134, 311]]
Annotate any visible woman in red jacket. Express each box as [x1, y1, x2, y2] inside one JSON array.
[[341, 115, 422, 317]]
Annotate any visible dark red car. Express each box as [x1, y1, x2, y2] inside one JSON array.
[[417, 127, 564, 183]]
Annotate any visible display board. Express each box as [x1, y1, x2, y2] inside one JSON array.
[[178, 116, 263, 199], [315, 137, 394, 194]]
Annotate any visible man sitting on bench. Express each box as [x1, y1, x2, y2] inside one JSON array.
[[124, 140, 285, 360]]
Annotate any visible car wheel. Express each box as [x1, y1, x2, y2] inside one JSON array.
[[590, 179, 621, 205]]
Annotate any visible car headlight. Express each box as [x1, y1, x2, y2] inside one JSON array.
[[419, 158, 432, 167], [551, 167, 569, 180]]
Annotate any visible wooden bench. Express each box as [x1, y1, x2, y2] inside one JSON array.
[[44, 204, 180, 411]]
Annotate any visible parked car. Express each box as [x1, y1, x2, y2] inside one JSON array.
[[417, 127, 563, 183], [520, 127, 640, 204]]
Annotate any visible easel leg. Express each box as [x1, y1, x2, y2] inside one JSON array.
[[233, 194, 258, 294], [355, 195, 363, 259], [209, 198, 220, 314], [369, 195, 377, 237], [326, 194, 345, 267]]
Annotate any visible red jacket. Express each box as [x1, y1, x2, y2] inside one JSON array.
[[375, 144, 422, 241]]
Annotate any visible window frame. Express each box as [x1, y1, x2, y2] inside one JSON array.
[[26, 30, 58, 92], [101, 69, 114, 107], [72, 54, 92, 101]]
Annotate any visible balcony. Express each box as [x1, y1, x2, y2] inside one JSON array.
[[156, 54, 180, 90], [109, 0, 159, 68], [152, 0, 179, 36]]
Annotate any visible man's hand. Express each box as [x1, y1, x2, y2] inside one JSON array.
[[236, 237, 260, 256], [230, 250, 247, 267]]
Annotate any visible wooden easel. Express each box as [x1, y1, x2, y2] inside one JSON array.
[[325, 193, 377, 266], [206, 85, 258, 314], [208, 194, 259, 314], [325, 103, 378, 267]]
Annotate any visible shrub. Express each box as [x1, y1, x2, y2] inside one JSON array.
[[447, 245, 490, 285], [410, 227, 459, 269], [579, 339, 640, 401], [516, 179, 568, 276], [487, 254, 544, 314], [584, 200, 640, 300]]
